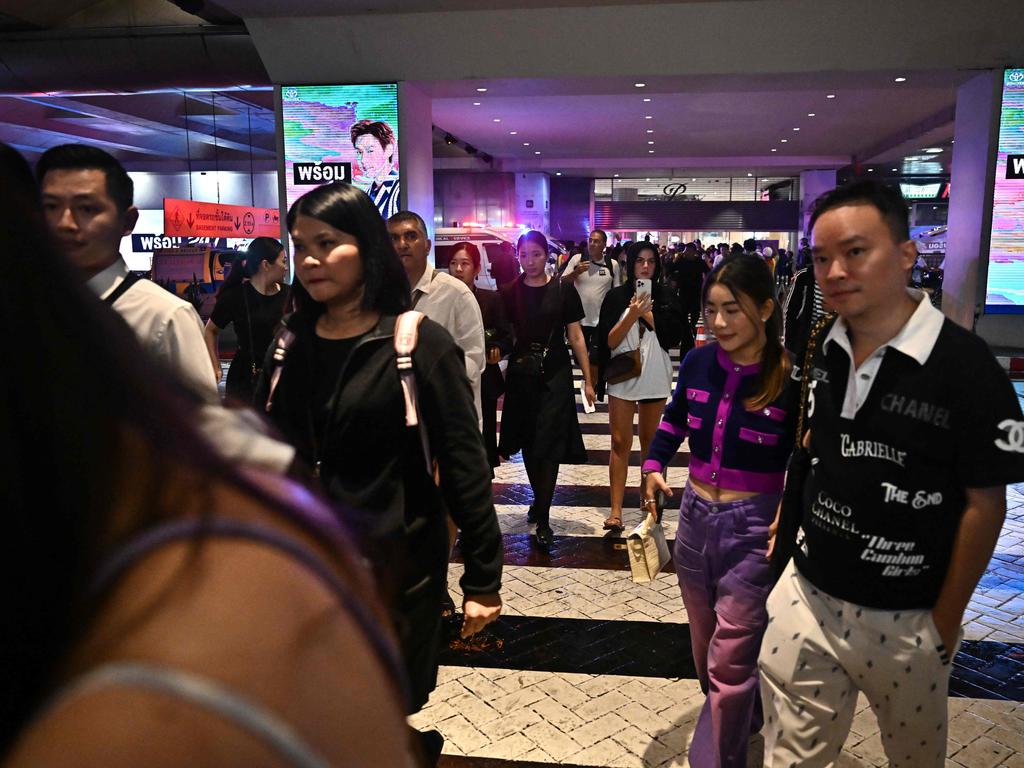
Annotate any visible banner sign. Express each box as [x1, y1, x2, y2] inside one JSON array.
[[163, 198, 281, 239], [132, 235, 228, 251]]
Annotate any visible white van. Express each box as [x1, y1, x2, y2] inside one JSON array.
[[433, 227, 516, 291], [434, 227, 565, 290]]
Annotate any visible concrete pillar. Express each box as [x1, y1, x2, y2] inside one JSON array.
[[397, 82, 435, 239], [514, 173, 550, 233], [946, 71, 1001, 332], [799, 170, 837, 237]]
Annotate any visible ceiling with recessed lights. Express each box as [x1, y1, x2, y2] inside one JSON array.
[[1, 0, 1017, 179], [426, 72, 962, 177]]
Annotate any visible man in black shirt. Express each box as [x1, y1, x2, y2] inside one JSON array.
[[759, 181, 1024, 766]]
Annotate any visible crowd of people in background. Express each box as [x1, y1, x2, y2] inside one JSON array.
[[3, 138, 1022, 768]]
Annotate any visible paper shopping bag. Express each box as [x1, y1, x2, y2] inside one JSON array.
[[627, 513, 670, 583]]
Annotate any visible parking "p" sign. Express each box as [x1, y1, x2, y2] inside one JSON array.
[[995, 420, 1024, 453]]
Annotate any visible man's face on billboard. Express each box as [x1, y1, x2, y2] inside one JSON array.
[[354, 134, 393, 181]]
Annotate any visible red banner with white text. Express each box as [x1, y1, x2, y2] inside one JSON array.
[[163, 198, 281, 239]]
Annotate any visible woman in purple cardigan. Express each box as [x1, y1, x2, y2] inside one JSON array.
[[641, 255, 798, 768]]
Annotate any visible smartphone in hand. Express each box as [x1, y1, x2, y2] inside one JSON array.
[[635, 278, 652, 297]]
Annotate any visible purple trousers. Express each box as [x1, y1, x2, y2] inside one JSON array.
[[674, 483, 779, 768]]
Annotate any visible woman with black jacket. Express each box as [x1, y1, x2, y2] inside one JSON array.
[[256, 183, 503, 754], [596, 241, 691, 530]]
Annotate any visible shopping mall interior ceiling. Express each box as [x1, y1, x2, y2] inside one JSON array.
[[0, 0, 1018, 176]]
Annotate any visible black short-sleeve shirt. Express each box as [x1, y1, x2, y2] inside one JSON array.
[[795, 311, 1024, 610], [210, 282, 287, 365], [502, 277, 585, 373]]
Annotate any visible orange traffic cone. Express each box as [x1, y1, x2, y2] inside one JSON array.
[[695, 321, 708, 347]]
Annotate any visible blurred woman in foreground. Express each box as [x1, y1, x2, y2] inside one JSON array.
[[0, 143, 417, 767]]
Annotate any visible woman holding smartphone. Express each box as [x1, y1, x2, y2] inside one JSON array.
[[596, 241, 688, 531], [640, 255, 797, 768], [499, 230, 596, 547]]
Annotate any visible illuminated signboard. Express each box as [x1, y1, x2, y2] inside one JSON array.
[[279, 84, 400, 222], [985, 68, 1024, 313], [899, 183, 942, 200]]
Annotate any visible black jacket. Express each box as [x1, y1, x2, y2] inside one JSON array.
[[258, 313, 503, 602], [595, 282, 692, 398]]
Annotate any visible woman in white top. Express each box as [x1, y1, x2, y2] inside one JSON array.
[[596, 242, 691, 530]]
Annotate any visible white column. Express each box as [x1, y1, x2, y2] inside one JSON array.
[[946, 71, 1001, 332], [397, 82, 435, 239]]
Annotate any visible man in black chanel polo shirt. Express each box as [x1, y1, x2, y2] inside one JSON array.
[[759, 181, 1024, 767]]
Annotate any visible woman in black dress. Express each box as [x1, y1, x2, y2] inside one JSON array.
[[499, 230, 596, 547], [203, 237, 287, 403]]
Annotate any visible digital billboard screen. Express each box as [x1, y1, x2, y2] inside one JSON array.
[[279, 84, 400, 222], [985, 69, 1024, 313]]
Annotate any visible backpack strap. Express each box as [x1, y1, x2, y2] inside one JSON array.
[[264, 324, 297, 413], [394, 311, 433, 477]]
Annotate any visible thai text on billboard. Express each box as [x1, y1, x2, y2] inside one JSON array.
[[280, 84, 400, 221]]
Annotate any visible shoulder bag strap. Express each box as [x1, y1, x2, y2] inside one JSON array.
[[796, 313, 835, 442], [241, 282, 258, 374], [264, 324, 297, 413], [102, 271, 141, 306]]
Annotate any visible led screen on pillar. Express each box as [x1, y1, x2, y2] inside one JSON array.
[[280, 84, 400, 221], [985, 69, 1024, 313]]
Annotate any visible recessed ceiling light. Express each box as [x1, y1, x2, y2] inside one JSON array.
[[648, 150, 655, 154], [648, 141, 655, 145], [793, 127, 800, 131], [509, 131, 517, 135], [556, 172, 562, 176], [691, 178, 696, 181], [472, 102, 481, 106], [523, 142, 530, 146], [807, 113, 816, 117], [892, 168, 898, 171], [781, 139, 788, 143], [634, 83, 646, 88], [924, 147, 943, 154], [614, 173, 620, 177], [534, 151, 541, 155], [645, 178, 650, 181], [492, 118, 501, 122], [476, 87, 488, 92], [894, 77, 907, 83], [951, 139, 955, 144], [643, 98, 651, 102], [645, 115, 653, 119], [869, 168, 875, 172], [646, 129, 654, 134], [771, 148, 777, 152], [747, 173, 753, 177], [826, 94, 836, 99]]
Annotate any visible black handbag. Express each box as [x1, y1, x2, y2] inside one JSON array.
[[508, 280, 559, 380], [770, 313, 833, 581], [509, 342, 549, 378]]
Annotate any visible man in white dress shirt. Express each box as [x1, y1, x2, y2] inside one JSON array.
[[387, 210, 485, 425], [38, 144, 293, 472]]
